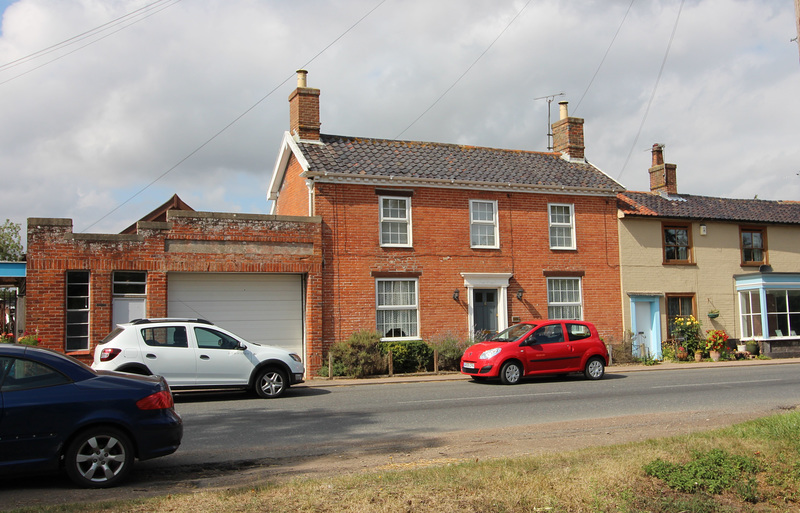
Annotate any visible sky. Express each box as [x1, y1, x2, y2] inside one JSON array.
[[1, 0, 799, 240]]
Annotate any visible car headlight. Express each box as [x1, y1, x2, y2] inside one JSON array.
[[479, 347, 501, 360], [289, 353, 302, 363]]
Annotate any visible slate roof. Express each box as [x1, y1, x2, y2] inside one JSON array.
[[295, 134, 624, 193], [618, 191, 800, 225]]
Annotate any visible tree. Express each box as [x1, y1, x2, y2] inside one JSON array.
[[0, 219, 23, 261]]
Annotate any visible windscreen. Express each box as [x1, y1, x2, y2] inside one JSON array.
[[491, 323, 536, 342]]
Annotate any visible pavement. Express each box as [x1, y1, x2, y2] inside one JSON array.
[[302, 356, 800, 388]]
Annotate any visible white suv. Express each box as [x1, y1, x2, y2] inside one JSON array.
[[92, 318, 304, 398]]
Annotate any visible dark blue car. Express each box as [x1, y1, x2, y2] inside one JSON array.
[[0, 344, 182, 488]]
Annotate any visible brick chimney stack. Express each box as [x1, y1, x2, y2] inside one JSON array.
[[551, 101, 585, 161], [648, 143, 678, 194], [288, 69, 321, 141]]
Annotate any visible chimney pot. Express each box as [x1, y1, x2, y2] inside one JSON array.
[[296, 69, 308, 88], [558, 101, 569, 120], [651, 143, 664, 166]]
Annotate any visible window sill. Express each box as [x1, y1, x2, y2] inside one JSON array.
[[662, 261, 696, 266]]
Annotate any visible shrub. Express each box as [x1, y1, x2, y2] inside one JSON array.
[[427, 331, 470, 371], [380, 340, 433, 373], [327, 329, 386, 378]]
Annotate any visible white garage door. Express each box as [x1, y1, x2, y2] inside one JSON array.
[[167, 273, 303, 355]]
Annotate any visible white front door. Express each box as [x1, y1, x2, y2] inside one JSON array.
[[634, 302, 652, 358], [112, 297, 145, 327]]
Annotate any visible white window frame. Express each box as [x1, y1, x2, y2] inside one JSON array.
[[547, 277, 583, 320], [469, 199, 499, 249], [375, 278, 419, 340], [738, 290, 763, 339], [66, 270, 90, 352], [379, 196, 412, 247], [548, 203, 576, 250]]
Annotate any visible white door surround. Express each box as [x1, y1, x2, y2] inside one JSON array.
[[460, 272, 513, 340]]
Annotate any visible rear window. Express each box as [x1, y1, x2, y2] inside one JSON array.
[[140, 326, 188, 348], [99, 327, 125, 344], [1, 358, 71, 392], [566, 323, 592, 341]]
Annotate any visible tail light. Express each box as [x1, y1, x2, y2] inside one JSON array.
[[100, 347, 121, 362], [136, 390, 174, 410]]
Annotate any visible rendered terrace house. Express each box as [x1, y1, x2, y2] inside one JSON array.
[[269, 71, 626, 354], [617, 145, 800, 358]]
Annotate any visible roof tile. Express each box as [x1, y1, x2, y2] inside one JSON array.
[[618, 191, 800, 224], [297, 134, 623, 192]]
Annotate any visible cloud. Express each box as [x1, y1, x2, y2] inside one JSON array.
[[1, 0, 798, 237]]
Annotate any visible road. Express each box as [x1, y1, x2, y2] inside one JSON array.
[[2, 362, 799, 510], [161, 363, 800, 465]]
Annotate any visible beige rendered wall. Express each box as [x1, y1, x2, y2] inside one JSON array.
[[619, 218, 800, 342]]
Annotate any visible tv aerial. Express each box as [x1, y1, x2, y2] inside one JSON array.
[[534, 92, 565, 150]]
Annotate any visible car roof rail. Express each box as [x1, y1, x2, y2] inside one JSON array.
[[130, 318, 214, 325]]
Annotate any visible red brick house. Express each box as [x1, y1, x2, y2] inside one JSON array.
[[268, 71, 625, 357]]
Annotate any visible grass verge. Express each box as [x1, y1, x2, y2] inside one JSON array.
[[10, 410, 800, 513]]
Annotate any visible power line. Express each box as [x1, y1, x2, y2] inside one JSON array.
[[0, 0, 177, 72], [394, 0, 535, 140], [0, 0, 183, 87], [573, 0, 635, 114], [81, 0, 389, 232], [617, 0, 685, 181]]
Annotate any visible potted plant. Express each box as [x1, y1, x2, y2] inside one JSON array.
[[707, 309, 720, 319], [672, 315, 702, 361], [705, 329, 728, 361], [17, 329, 41, 346]]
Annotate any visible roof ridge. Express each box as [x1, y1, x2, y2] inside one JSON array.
[[623, 190, 792, 204], [317, 133, 563, 158]]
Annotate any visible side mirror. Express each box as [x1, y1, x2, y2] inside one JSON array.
[[237, 342, 247, 351]]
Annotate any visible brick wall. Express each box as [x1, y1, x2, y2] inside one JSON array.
[[26, 213, 323, 365], [273, 157, 311, 217], [307, 181, 622, 354]]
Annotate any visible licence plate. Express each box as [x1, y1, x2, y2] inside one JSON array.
[[463, 362, 475, 370]]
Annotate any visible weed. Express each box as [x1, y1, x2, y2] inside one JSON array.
[[644, 448, 760, 499]]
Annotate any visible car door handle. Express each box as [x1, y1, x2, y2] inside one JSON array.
[[199, 354, 210, 360], [145, 353, 157, 359]]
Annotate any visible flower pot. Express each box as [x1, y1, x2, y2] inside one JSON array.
[[676, 348, 688, 361], [746, 342, 759, 355], [694, 350, 703, 362], [737, 344, 747, 353], [707, 312, 719, 319], [709, 350, 721, 362]]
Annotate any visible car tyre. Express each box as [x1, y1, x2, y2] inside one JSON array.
[[255, 367, 288, 398], [64, 427, 134, 488], [499, 361, 523, 385], [584, 357, 605, 380]]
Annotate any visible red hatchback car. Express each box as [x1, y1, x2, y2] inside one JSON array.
[[460, 320, 609, 384]]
